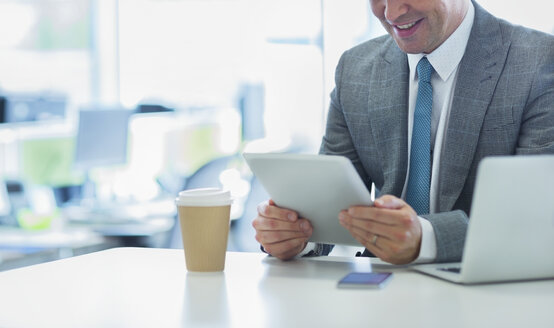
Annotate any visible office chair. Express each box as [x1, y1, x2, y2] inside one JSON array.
[[230, 175, 269, 252]]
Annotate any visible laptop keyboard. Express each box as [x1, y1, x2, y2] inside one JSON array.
[[438, 267, 461, 274]]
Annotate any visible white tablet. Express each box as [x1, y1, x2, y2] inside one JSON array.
[[243, 152, 372, 246]]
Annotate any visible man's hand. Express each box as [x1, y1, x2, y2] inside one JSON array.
[[339, 195, 422, 264], [252, 199, 313, 260]]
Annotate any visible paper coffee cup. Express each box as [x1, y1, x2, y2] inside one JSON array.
[[175, 188, 232, 272]]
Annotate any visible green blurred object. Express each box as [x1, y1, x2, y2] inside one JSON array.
[[21, 137, 84, 187], [16, 208, 59, 230], [167, 124, 224, 177], [186, 127, 222, 174], [21, 0, 92, 50]]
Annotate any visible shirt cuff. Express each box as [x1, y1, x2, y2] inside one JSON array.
[[411, 216, 437, 263], [295, 242, 317, 258]]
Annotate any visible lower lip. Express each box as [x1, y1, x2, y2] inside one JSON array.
[[394, 19, 422, 38]]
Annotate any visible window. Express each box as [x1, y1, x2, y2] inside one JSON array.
[[0, 0, 93, 104]]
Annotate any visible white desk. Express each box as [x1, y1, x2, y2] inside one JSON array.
[[0, 248, 552, 328]]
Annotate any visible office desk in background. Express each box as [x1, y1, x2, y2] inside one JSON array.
[[0, 248, 552, 328], [63, 197, 176, 248], [0, 197, 176, 270], [0, 227, 112, 271]]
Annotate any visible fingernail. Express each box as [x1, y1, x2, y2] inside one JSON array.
[[339, 213, 346, 222], [300, 221, 309, 233], [288, 213, 296, 221], [375, 199, 384, 206]]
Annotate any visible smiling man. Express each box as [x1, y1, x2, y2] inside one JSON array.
[[252, 0, 554, 263]]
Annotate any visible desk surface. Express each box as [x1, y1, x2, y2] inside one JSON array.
[[0, 248, 552, 328]]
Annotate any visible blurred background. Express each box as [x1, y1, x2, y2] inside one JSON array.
[[0, 0, 552, 270]]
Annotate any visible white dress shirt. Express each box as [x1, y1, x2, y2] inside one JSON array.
[[404, 2, 475, 262]]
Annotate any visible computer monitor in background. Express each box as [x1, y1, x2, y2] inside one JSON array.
[[0, 96, 7, 123], [238, 83, 265, 141], [3, 93, 66, 123], [73, 107, 132, 204], [74, 107, 132, 170], [136, 103, 174, 114]]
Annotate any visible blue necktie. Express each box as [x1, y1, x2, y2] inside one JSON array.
[[406, 57, 433, 215]]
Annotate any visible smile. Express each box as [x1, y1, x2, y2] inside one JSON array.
[[392, 18, 423, 38], [396, 21, 418, 30]]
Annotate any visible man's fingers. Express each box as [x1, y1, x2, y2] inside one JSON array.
[[264, 238, 308, 260], [253, 216, 312, 233], [341, 207, 395, 226], [341, 212, 417, 247], [256, 229, 310, 245], [348, 226, 391, 261], [276, 242, 307, 260], [340, 210, 389, 233], [252, 200, 313, 260], [257, 200, 298, 222], [347, 206, 414, 226], [348, 226, 406, 263], [373, 195, 406, 209], [341, 213, 412, 243], [254, 217, 312, 244], [346, 224, 390, 248]]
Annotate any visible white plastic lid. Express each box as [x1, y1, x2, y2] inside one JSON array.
[[175, 188, 232, 207]]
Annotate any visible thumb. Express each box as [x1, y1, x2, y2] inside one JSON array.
[[374, 195, 405, 209]]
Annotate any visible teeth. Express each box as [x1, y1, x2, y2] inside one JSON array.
[[397, 21, 417, 30]]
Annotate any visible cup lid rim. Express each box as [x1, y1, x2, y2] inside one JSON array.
[[176, 188, 232, 206], [178, 188, 230, 198]]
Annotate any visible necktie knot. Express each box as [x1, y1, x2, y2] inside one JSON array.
[[417, 57, 433, 83]]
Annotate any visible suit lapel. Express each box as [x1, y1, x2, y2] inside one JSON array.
[[367, 40, 409, 197], [438, 3, 511, 212]]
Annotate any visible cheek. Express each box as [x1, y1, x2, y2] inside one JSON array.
[[370, 0, 386, 20]]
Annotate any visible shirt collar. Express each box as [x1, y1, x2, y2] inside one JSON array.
[[408, 2, 475, 82]]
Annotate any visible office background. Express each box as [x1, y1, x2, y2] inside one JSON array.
[[0, 0, 552, 269]]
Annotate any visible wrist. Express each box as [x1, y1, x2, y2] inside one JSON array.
[[295, 242, 317, 258]]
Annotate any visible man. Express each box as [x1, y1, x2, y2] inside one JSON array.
[[252, 0, 554, 264]]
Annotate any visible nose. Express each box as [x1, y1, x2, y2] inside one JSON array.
[[383, 0, 410, 24]]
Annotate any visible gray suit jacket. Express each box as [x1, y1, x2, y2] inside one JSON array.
[[319, 1, 554, 262]]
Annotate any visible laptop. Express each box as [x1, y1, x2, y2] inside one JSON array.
[[412, 155, 554, 284]]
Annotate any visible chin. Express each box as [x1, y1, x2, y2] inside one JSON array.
[[394, 37, 434, 54], [395, 42, 424, 54]]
